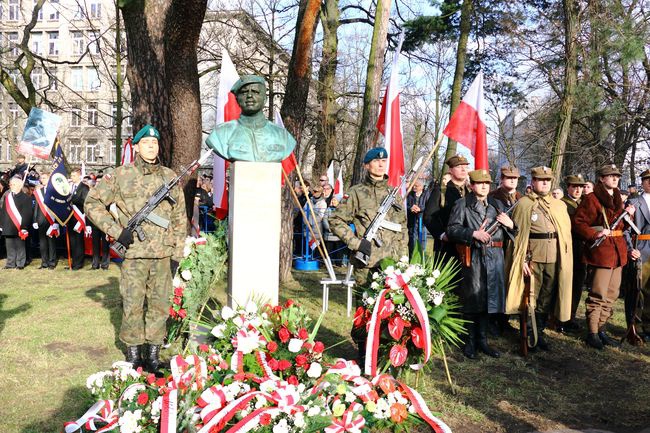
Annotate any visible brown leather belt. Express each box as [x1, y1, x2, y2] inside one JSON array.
[[487, 241, 503, 248], [638, 234, 650, 240], [529, 232, 557, 240]]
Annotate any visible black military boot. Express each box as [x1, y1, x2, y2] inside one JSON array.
[[536, 315, 550, 351], [125, 345, 141, 368], [477, 314, 500, 358], [463, 317, 477, 359], [598, 329, 620, 347], [586, 333, 604, 349], [147, 344, 162, 372]]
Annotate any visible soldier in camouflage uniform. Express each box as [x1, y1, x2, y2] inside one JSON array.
[[85, 125, 186, 371], [329, 147, 408, 362]]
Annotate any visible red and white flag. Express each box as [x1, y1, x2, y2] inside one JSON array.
[[443, 71, 488, 170], [275, 110, 298, 184], [121, 137, 134, 165], [213, 49, 242, 220], [326, 162, 335, 186], [334, 168, 343, 199], [376, 32, 406, 189]]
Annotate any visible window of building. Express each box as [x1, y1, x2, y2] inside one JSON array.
[[87, 67, 100, 91], [72, 31, 84, 55], [89, 0, 101, 18], [110, 103, 117, 127], [8, 0, 19, 21], [85, 139, 98, 162], [9, 103, 18, 127], [68, 139, 82, 162], [31, 67, 42, 89], [70, 106, 82, 127], [49, 0, 60, 21], [88, 31, 100, 55], [71, 67, 83, 91], [8, 32, 19, 56], [49, 67, 58, 90], [34, 0, 43, 20], [31, 32, 43, 55], [48, 31, 59, 56], [87, 102, 98, 126], [110, 143, 116, 164]]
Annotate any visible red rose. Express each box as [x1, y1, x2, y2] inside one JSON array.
[[287, 375, 299, 385], [173, 297, 182, 305], [260, 413, 272, 426], [295, 354, 308, 367], [199, 344, 209, 353], [298, 328, 309, 340], [266, 341, 278, 353], [273, 306, 282, 314], [155, 377, 167, 387], [147, 373, 156, 385], [174, 287, 183, 296], [277, 359, 291, 371], [411, 327, 424, 349], [178, 309, 187, 319], [284, 299, 295, 308], [268, 358, 279, 371], [313, 341, 325, 353], [234, 373, 246, 381], [278, 326, 290, 343], [302, 342, 313, 351], [137, 392, 149, 406], [169, 307, 177, 318]]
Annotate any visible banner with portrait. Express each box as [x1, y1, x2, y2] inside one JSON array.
[[18, 107, 61, 160]]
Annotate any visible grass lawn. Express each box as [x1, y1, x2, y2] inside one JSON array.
[[1, 259, 649, 433]]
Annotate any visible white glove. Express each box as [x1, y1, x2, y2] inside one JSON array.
[[33, 223, 39, 229], [52, 223, 59, 230], [85, 226, 93, 235]]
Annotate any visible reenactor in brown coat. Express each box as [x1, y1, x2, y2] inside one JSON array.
[[573, 164, 636, 349]]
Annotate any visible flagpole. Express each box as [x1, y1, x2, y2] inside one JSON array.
[[20, 155, 33, 189], [404, 133, 445, 197], [65, 227, 72, 270]]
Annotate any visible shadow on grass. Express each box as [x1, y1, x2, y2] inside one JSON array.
[[21, 386, 93, 433], [0, 293, 31, 338], [85, 276, 124, 353]]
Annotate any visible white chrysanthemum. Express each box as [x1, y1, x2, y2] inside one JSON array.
[[211, 323, 227, 338], [151, 396, 162, 421], [426, 277, 436, 286], [260, 380, 277, 393], [372, 272, 379, 279], [288, 338, 303, 353], [172, 276, 182, 287], [306, 362, 322, 378], [181, 269, 192, 281], [294, 412, 306, 428], [370, 281, 379, 289], [85, 371, 110, 391], [307, 405, 320, 416], [118, 409, 143, 433], [366, 296, 375, 306], [345, 392, 356, 403], [273, 418, 289, 433], [221, 306, 235, 320]]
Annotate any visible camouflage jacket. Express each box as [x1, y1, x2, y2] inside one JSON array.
[[329, 174, 408, 268], [85, 156, 187, 260]]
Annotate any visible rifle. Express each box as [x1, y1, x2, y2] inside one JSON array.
[[352, 156, 423, 266], [110, 151, 213, 258], [520, 251, 537, 357], [486, 200, 519, 235], [623, 235, 645, 346], [590, 208, 631, 249]]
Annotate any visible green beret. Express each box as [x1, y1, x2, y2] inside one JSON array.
[[597, 164, 622, 177], [469, 169, 492, 183], [231, 75, 266, 94], [531, 166, 553, 180], [363, 147, 388, 163], [445, 154, 469, 168], [133, 124, 160, 144]]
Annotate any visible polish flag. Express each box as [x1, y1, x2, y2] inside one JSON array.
[[326, 162, 335, 187], [275, 110, 297, 184], [376, 32, 406, 188], [120, 137, 133, 165], [213, 49, 242, 220], [443, 71, 488, 169], [334, 169, 343, 198]]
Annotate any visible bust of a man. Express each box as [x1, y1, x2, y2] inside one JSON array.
[[206, 75, 296, 162]]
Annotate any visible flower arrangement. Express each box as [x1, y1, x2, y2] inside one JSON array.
[[168, 224, 228, 342], [353, 252, 464, 377], [66, 301, 452, 433]]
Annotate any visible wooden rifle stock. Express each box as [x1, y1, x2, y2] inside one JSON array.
[[623, 236, 645, 346]]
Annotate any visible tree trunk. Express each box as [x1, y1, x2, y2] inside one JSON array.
[[312, 0, 340, 181], [550, 0, 579, 185], [114, 1, 124, 167], [120, 0, 206, 175], [279, 0, 321, 282], [442, 0, 473, 168], [351, 0, 392, 186]]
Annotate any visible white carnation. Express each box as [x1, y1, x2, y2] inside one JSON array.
[[221, 306, 235, 320], [211, 324, 227, 338], [172, 276, 182, 287], [181, 269, 192, 281], [288, 338, 303, 353], [306, 362, 322, 378], [118, 409, 143, 433], [426, 277, 436, 287], [294, 413, 306, 428], [307, 405, 320, 416]]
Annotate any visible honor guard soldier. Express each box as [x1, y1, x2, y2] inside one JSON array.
[[447, 169, 517, 359], [573, 164, 635, 349], [560, 174, 588, 332], [506, 166, 573, 351], [625, 169, 650, 341], [85, 125, 187, 370], [329, 147, 408, 362]]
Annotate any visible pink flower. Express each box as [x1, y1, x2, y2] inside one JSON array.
[[389, 344, 408, 367], [388, 316, 405, 340]]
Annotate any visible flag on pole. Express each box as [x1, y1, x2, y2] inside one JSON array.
[[275, 109, 297, 184], [443, 71, 488, 170], [376, 32, 406, 188], [334, 169, 343, 199], [121, 137, 134, 165], [326, 162, 335, 186], [44, 142, 73, 225], [213, 49, 242, 220]]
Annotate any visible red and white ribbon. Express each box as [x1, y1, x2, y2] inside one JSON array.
[[5, 192, 23, 233], [398, 380, 452, 433], [63, 400, 118, 433], [364, 272, 432, 376], [160, 389, 178, 433], [170, 354, 207, 391], [72, 204, 86, 233], [197, 384, 229, 424], [34, 189, 57, 227], [324, 401, 365, 433]]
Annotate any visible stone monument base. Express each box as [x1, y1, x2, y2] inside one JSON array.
[[228, 161, 280, 307]]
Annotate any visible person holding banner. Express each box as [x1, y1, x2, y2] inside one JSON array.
[[67, 168, 90, 270], [85, 124, 186, 372], [33, 172, 59, 269], [0, 176, 33, 269]]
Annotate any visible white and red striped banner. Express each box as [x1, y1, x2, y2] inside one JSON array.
[[72, 204, 86, 233], [5, 192, 23, 233], [120, 137, 134, 166], [63, 400, 117, 433]]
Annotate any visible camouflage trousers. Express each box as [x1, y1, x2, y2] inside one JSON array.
[[119, 257, 172, 345]]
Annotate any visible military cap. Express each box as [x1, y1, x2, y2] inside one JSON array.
[[133, 124, 160, 144], [597, 164, 622, 177], [531, 166, 553, 180], [469, 169, 492, 183], [564, 174, 587, 185], [500, 166, 520, 177], [231, 75, 266, 94], [445, 154, 469, 168], [639, 169, 650, 180], [363, 147, 388, 163]]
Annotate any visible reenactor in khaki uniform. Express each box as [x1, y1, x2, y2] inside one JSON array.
[[85, 125, 186, 370], [573, 164, 635, 349], [560, 174, 588, 332], [329, 147, 408, 361], [506, 166, 573, 351]]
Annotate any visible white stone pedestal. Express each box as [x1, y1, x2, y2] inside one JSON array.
[[228, 161, 281, 307]]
